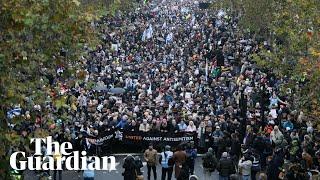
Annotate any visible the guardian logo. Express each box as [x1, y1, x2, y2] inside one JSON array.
[[10, 136, 116, 171]]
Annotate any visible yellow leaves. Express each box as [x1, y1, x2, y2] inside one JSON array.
[[310, 48, 320, 57], [5, 132, 20, 145], [83, 12, 97, 22], [72, 0, 80, 7], [34, 128, 49, 138], [7, 89, 15, 98]]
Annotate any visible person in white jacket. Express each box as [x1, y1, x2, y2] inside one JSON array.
[[139, 119, 151, 132], [238, 155, 252, 180], [270, 125, 284, 147], [186, 121, 197, 132]]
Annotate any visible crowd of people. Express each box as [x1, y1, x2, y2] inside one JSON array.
[[6, 0, 320, 179]]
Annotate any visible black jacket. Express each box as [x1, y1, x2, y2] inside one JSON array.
[[123, 156, 136, 180], [217, 157, 235, 177]]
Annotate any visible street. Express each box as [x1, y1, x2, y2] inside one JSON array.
[[24, 155, 219, 180]]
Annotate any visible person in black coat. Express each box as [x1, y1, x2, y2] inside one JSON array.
[[267, 148, 284, 180], [177, 162, 190, 180], [217, 152, 236, 179], [134, 156, 143, 177], [123, 155, 137, 180], [214, 48, 224, 67], [230, 133, 241, 159]]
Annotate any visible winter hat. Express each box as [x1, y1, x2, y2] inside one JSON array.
[[222, 152, 228, 158], [307, 126, 314, 134]]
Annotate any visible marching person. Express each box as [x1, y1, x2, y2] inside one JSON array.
[[202, 147, 218, 180], [53, 147, 62, 180], [186, 142, 197, 175], [173, 145, 187, 179], [123, 155, 137, 180], [176, 162, 189, 180], [134, 156, 144, 180], [238, 152, 253, 180], [159, 145, 174, 180], [83, 160, 95, 180], [144, 144, 158, 180], [217, 152, 236, 180]]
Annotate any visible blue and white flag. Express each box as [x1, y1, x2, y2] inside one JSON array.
[[147, 83, 152, 95], [162, 22, 167, 29], [191, 14, 196, 26], [205, 59, 208, 82], [146, 25, 153, 39], [217, 9, 226, 18], [142, 29, 147, 41], [166, 32, 173, 44], [7, 107, 22, 119]]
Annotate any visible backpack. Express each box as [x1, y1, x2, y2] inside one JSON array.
[[251, 156, 261, 172], [203, 158, 212, 168], [203, 154, 216, 170]]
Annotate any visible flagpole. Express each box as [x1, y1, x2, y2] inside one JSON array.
[[205, 58, 208, 82]]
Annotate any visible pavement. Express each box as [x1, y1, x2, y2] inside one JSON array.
[[23, 155, 220, 180]]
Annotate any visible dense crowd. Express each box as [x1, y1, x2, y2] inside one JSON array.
[[6, 0, 320, 179]]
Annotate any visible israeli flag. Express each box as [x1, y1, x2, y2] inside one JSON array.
[[147, 83, 152, 95], [7, 107, 22, 119], [205, 60, 208, 81], [191, 14, 196, 26], [166, 32, 173, 44], [217, 9, 226, 18], [142, 29, 147, 41], [162, 22, 167, 29], [146, 25, 153, 39]]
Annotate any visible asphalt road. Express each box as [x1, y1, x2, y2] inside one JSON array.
[[24, 155, 220, 180]]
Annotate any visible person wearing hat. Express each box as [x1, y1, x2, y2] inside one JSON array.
[[217, 152, 236, 180], [211, 125, 224, 156], [159, 145, 174, 180], [189, 175, 199, 180], [270, 126, 284, 147], [238, 151, 253, 180], [186, 142, 197, 175], [202, 147, 218, 180]]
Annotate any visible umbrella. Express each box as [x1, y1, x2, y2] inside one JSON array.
[[109, 87, 126, 94], [94, 85, 109, 92]]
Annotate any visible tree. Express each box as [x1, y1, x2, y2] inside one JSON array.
[[0, 0, 135, 178], [0, 0, 95, 178], [212, 0, 275, 39], [213, 0, 320, 121], [255, 0, 320, 119]]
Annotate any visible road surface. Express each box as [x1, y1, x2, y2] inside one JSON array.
[[24, 155, 219, 180]]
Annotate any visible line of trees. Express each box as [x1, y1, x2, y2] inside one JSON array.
[[212, 0, 320, 120], [0, 0, 136, 179]]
